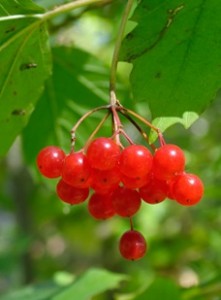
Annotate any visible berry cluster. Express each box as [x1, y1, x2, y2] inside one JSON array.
[[37, 130, 204, 260]]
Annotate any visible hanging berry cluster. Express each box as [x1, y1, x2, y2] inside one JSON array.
[[36, 102, 204, 261]]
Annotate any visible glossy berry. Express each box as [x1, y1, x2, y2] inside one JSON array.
[[153, 144, 185, 180], [119, 144, 152, 178], [139, 176, 167, 204], [121, 173, 150, 189], [90, 167, 121, 194], [37, 146, 65, 178], [56, 179, 89, 204], [86, 137, 121, 170], [171, 173, 204, 206], [88, 192, 115, 219], [111, 186, 141, 217], [62, 152, 91, 188], [119, 230, 147, 260]]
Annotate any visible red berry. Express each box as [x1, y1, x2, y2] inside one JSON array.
[[56, 179, 89, 204], [139, 176, 168, 204], [37, 146, 65, 178], [121, 173, 150, 189], [153, 144, 185, 180], [171, 173, 204, 206], [111, 186, 141, 217], [86, 137, 121, 170], [62, 152, 91, 188], [166, 176, 178, 200], [90, 167, 121, 194], [88, 192, 115, 220], [119, 144, 152, 178], [119, 230, 147, 260]]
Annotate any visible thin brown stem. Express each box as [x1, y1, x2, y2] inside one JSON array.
[[129, 217, 134, 231], [119, 106, 166, 145], [118, 110, 156, 151], [70, 105, 110, 149], [83, 112, 111, 152]]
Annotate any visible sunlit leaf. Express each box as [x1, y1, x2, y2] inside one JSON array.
[[53, 268, 126, 300], [121, 0, 221, 120], [0, 0, 51, 157], [149, 112, 199, 142]]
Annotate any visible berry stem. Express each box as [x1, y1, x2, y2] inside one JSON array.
[[120, 129, 134, 145], [109, 0, 134, 94], [118, 110, 156, 151], [83, 112, 111, 152], [120, 107, 166, 144], [129, 217, 134, 231], [110, 91, 123, 145], [111, 128, 134, 146], [70, 105, 110, 148]]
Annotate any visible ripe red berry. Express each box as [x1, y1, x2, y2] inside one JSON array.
[[88, 192, 115, 219], [56, 179, 89, 205], [121, 173, 150, 189], [119, 144, 152, 178], [153, 144, 185, 180], [111, 186, 141, 217], [139, 176, 167, 204], [90, 167, 121, 194], [171, 173, 204, 206], [62, 152, 91, 188], [37, 146, 65, 178], [86, 137, 121, 170], [119, 230, 147, 260]]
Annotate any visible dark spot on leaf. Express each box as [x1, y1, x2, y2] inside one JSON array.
[[155, 72, 161, 78], [5, 26, 16, 34], [11, 109, 26, 116], [127, 33, 134, 40], [20, 63, 37, 71], [13, 91, 17, 96]]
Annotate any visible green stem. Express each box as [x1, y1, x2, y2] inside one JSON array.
[[43, 0, 106, 21], [0, 0, 111, 53], [109, 0, 134, 95]]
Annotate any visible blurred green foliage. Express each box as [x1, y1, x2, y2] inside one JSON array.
[[1, 0, 221, 299]]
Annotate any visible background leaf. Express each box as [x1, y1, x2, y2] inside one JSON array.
[[121, 0, 221, 121], [0, 0, 51, 157], [133, 278, 181, 300], [22, 46, 129, 162], [53, 268, 126, 300], [0, 0, 44, 14]]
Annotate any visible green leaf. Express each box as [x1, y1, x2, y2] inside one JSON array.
[[0, 0, 44, 15], [149, 112, 199, 142], [121, 0, 221, 119], [134, 278, 181, 300], [0, 283, 62, 300], [0, 271, 75, 300], [22, 46, 115, 162], [52, 268, 126, 300], [0, 1, 51, 157]]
